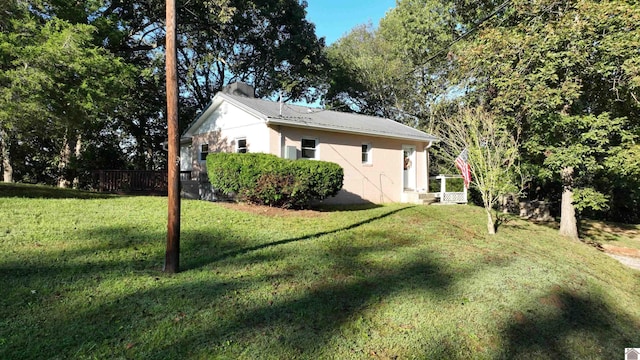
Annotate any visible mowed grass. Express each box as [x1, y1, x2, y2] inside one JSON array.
[[582, 219, 640, 251], [1, 183, 639, 359]]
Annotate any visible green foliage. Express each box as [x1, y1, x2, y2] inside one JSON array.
[[1, 0, 327, 185], [450, 0, 640, 224], [573, 187, 609, 214], [325, 25, 410, 118], [324, 0, 504, 125], [206, 153, 343, 208], [292, 159, 343, 200], [177, 0, 326, 108], [0, 10, 136, 184], [438, 106, 520, 234]]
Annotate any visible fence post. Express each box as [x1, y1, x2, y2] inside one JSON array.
[[463, 183, 468, 203]]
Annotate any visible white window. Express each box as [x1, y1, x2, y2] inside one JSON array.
[[301, 138, 317, 159], [362, 143, 372, 164], [199, 144, 209, 161], [236, 138, 247, 153]]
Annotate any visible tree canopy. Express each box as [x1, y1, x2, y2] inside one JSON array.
[[1, 0, 326, 186], [324, 0, 640, 227]]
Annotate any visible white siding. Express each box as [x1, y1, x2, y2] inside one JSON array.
[[192, 102, 270, 154]]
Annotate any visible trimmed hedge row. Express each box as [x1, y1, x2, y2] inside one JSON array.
[[206, 152, 343, 208]]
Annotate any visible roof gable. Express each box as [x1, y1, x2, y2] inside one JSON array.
[[182, 93, 267, 138]]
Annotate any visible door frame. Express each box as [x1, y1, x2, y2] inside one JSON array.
[[402, 145, 416, 191]]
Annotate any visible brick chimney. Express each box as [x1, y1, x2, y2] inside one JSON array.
[[222, 82, 255, 98]]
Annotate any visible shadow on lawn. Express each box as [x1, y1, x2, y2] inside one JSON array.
[[500, 288, 639, 359], [0, 183, 116, 199], [0, 205, 456, 359], [182, 205, 414, 271], [3, 204, 639, 359]]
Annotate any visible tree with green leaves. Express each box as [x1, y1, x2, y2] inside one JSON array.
[[1, 5, 134, 187], [176, 0, 326, 110], [454, 0, 640, 235], [439, 106, 520, 234], [324, 24, 410, 118], [324, 0, 507, 120], [2, 0, 327, 185]]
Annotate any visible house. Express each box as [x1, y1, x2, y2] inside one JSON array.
[[180, 82, 439, 204]]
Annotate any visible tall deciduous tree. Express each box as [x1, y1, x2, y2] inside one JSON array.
[[324, 25, 410, 118], [454, 0, 640, 234], [2, 0, 327, 184], [1, 10, 133, 187], [324, 0, 504, 123], [176, 0, 326, 111]]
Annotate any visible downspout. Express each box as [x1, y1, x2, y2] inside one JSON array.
[[424, 140, 434, 193]]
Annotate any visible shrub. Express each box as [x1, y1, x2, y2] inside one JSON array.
[[206, 153, 343, 208], [292, 159, 343, 199]]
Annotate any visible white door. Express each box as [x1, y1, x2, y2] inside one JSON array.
[[403, 146, 416, 191]]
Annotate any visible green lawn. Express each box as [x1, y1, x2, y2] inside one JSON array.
[[581, 219, 640, 251], [1, 183, 639, 359]]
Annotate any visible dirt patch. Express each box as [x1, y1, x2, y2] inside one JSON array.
[[219, 202, 325, 218], [601, 244, 640, 258], [539, 293, 564, 309], [513, 311, 527, 325]]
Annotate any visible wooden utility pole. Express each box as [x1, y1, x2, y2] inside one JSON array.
[[164, 0, 180, 273]]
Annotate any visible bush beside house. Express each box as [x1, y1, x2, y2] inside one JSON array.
[[206, 153, 344, 208]]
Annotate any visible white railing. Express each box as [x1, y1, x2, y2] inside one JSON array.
[[430, 174, 468, 204], [442, 192, 466, 203]]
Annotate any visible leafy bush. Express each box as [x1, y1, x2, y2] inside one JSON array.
[[206, 153, 343, 208]]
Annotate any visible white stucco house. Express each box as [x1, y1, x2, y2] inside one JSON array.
[[180, 82, 439, 204]]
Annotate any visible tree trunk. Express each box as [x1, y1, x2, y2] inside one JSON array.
[[58, 131, 71, 188], [559, 167, 579, 239], [486, 208, 496, 235], [1, 129, 13, 183], [72, 134, 82, 189]]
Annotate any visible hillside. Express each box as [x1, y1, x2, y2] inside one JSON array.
[[1, 183, 639, 359]]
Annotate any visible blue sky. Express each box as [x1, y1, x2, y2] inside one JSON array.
[[304, 0, 397, 45]]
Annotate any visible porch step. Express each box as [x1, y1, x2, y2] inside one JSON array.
[[403, 192, 439, 205], [421, 193, 438, 205]]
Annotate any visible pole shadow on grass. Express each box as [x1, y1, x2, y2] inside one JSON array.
[[181, 205, 416, 271], [0, 204, 482, 359]]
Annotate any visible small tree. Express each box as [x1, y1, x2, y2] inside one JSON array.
[[439, 106, 519, 234]]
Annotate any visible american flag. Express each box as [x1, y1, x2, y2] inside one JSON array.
[[455, 148, 472, 189]]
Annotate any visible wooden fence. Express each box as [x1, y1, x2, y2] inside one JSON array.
[[94, 170, 168, 194]]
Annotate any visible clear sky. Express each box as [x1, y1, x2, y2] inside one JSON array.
[[304, 0, 397, 45]]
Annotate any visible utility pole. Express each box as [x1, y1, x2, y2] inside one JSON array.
[[164, 0, 180, 273]]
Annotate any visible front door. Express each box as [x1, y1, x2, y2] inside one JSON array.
[[403, 146, 416, 191]]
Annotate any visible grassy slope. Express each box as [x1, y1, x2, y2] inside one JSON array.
[[1, 183, 639, 359]]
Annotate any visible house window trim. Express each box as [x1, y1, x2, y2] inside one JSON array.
[[199, 143, 209, 162], [362, 143, 372, 165], [236, 137, 247, 153], [301, 137, 319, 160]]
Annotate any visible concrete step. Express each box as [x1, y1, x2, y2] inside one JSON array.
[[403, 192, 439, 205]]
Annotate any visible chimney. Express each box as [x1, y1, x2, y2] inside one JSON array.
[[222, 82, 255, 98]]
